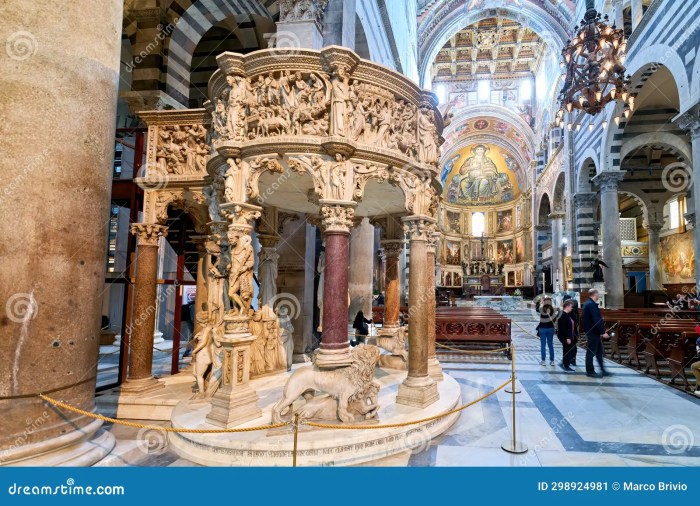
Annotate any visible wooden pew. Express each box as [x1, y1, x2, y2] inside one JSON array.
[[636, 322, 697, 378]]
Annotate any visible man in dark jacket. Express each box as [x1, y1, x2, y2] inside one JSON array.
[[557, 299, 577, 371], [581, 289, 610, 378]]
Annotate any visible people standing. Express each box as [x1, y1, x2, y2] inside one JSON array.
[[352, 310, 372, 346], [581, 288, 611, 378], [562, 294, 580, 366], [538, 296, 558, 366], [557, 299, 577, 371]]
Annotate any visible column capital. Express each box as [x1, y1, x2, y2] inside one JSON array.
[[592, 170, 626, 192], [380, 239, 405, 258], [220, 202, 262, 236], [573, 192, 598, 207], [426, 231, 441, 254], [130, 223, 168, 246], [402, 216, 437, 242], [674, 108, 700, 139], [548, 212, 566, 221], [279, 0, 329, 27], [645, 221, 665, 234], [319, 202, 356, 234]]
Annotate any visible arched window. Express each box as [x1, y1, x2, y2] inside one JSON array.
[[472, 212, 485, 237]]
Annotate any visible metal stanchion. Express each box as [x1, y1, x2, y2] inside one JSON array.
[[501, 344, 528, 454], [292, 413, 299, 467], [504, 344, 521, 393]]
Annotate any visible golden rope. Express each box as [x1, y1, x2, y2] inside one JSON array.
[[511, 320, 541, 339], [435, 342, 511, 354], [39, 394, 289, 433], [304, 377, 511, 430]]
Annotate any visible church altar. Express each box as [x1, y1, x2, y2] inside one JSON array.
[[472, 295, 523, 311]]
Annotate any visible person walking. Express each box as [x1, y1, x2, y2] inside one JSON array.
[[557, 299, 577, 371], [562, 294, 580, 366], [538, 296, 558, 366], [581, 288, 611, 378]]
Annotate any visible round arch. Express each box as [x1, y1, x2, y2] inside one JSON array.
[[620, 132, 691, 164], [577, 156, 598, 193], [626, 44, 691, 112]]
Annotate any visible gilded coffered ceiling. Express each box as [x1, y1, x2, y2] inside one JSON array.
[[431, 17, 546, 83]]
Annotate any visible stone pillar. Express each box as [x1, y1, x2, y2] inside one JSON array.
[[397, 217, 439, 408], [348, 217, 374, 320], [630, 0, 643, 30], [206, 203, 262, 428], [572, 192, 598, 290], [674, 111, 700, 286], [322, 0, 356, 49], [275, 0, 328, 50], [612, 0, 625, 29], [427, 232, 443, 381], [379, 240, 403, 330], [122, 224, 168, 394], [0, 0, 122, 465], [549, 212, 565, 292], [316, 203, 355, 368], [593, 171, 626, 309], [646, 222, 664, 291], [258, 236, 280, 319]]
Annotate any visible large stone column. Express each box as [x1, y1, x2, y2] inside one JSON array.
[[397, 217, 439, 408], [549, 212, 564, 292], [322, 0, 356, 49], [380, 240, 403, 330], [427, 232, 443, 381], [646, 222, 664, 291], [316, 203, 355, 368], [674, 111, 700, 287], [348, 217, 374, 320], [593, 171, 626, 308], [572, 192, 598, 290], [121, 224, 168, 394], [0, 0, 122, 465]]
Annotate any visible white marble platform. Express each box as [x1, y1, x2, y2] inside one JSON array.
[[168, 368, 461, 466]]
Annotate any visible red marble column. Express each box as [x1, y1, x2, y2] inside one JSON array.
[[316, 204, 355, 368], [427, 232, 443, 380], [122, 223, 167, 394], [396, 217, 439, 407], [381, 240, 404, 328]]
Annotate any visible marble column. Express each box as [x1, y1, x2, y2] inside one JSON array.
[[572, 192, 598, 290], [549, 212, 565, 292], [397, 217, 439, 408], [379, 240, 404, 331], [275, 0, 327, 50], [593, 171, 626, 308], [674, 111, 700, 287], [427, 232, 443, 381], [207, 203, 262, 428], [0, 0, 122, 465], [630, 0, 644, 30], [316, 203, 355, 368], [121, 224, 168, 394], [322, 0, 356, 49], [646, 222, 664, 291], [348, 217, 374, 320], [258, 236, 280, 319]]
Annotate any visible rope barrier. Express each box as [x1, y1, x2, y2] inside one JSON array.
[[303, 377, 511, 430], [435, 342, 511, 354], [38, 394, 289, 433], [511, 320, 541, 339]]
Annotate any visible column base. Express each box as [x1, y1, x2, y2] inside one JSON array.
[[396, 375, 439, 408], [120, 376, 165, 396], [428, 357, 444, 381], [292, 353, 312, 364], [205, 385, 261, 429], [314, 347, 353, 369], [1, 419, 115, 467]]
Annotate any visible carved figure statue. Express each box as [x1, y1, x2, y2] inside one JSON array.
[[271, 345, 381, 423], [330, 66, 351, 136], [249, 310, 266, 375], [417, 105, 438, 164], [192, 311, 223, 399], [228, 234, 255, 315]]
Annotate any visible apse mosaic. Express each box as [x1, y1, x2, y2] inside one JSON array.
[[443, 143, 522, 206]]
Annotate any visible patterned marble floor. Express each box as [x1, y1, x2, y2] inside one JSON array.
[[98, 308, 700, 467]]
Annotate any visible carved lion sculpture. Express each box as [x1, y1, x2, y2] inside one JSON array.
[[294, 379, 380, 422], [271, 345, 380, 424]]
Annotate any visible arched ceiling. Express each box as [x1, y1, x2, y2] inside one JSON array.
[[430, 17, 546, 82]]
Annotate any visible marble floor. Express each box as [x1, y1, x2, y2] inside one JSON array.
[[98, 308, 700, 467]]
